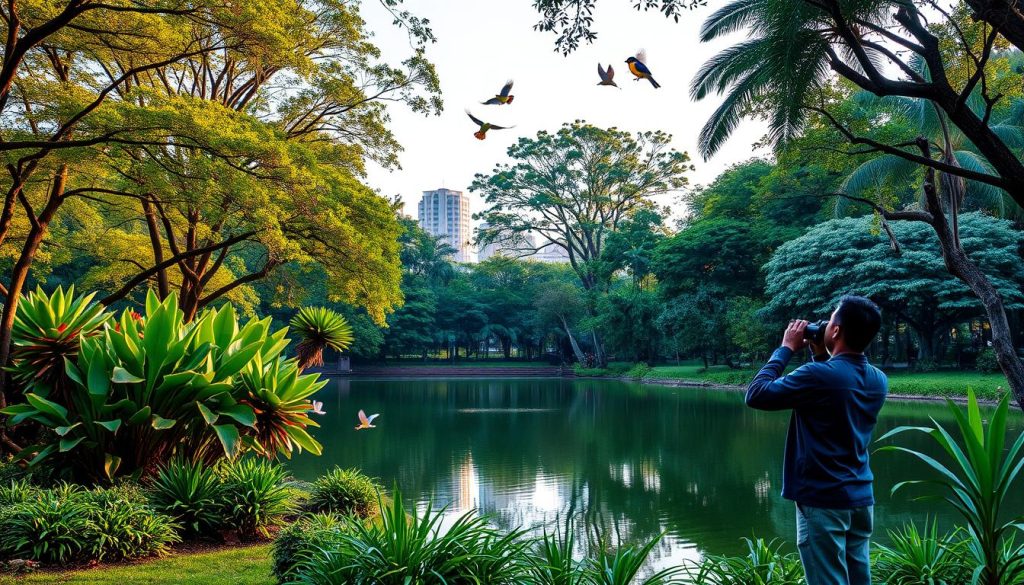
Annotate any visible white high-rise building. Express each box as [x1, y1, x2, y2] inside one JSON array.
[[417, 188, 471, 262]]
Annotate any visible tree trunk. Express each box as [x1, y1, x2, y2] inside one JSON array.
[[560, 316, 586, 363], [917, 154, 1024, 410], [0, 165, 67, 417]]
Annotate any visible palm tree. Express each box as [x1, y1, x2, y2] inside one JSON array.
[[290, 307, 354, 370], [841, 65, 1024, 224]]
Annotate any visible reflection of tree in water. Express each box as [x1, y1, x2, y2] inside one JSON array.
[[288, 378, 1024, 561]]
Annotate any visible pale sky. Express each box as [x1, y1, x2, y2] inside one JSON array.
[[360, 0, 771, 222]]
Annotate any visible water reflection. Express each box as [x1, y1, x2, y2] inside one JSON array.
[[288, 377, 1023, 568]]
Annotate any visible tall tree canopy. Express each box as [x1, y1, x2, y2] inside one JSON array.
[[764, 213, 1024, 358], [472, 121, 690, 293]]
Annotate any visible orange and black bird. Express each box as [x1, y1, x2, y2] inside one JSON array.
[[625, 50, 660, 88], [466, 111, 512, 140], [597, 63, 618, 88], [482, 80, 515, 105]]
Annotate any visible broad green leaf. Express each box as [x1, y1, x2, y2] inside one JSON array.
[[151, 415, 177, 430], [111, 366, 145, 384], [59, 437, 85, 452], [213, 424, 240, 458]]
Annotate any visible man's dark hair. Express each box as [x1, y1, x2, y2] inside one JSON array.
[[834, 295, 882, 352]]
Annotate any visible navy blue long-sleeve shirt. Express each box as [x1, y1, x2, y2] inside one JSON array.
[[746, 347, 888, 509]]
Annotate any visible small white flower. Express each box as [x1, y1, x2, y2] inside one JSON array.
[[310, 400, 326, 415]]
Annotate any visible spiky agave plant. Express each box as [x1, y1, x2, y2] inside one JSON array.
[[9, 286, 110, 400], [237, 357, 326, 459], [289, 307, 353, 370]]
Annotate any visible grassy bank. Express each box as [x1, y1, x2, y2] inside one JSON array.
[[577, 361, 1010, 401], [0, 544, 274, 585]]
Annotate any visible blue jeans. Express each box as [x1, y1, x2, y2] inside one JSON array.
[[795, 503, 873, 585]]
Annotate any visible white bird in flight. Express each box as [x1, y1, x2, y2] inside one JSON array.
[[355, 409, 379, 430]]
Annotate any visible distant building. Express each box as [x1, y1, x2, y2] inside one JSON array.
[[417, 188, 471, 262], [477, 222, 536, 262], [476, 223, 569, 264]]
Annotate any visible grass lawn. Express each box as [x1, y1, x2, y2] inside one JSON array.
[[587, 361, 1012, 401], [0, 544, 275, 585]]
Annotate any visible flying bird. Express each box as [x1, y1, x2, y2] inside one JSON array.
[[482, 80, 515, 105], [597, 63, 619, 88], [626, 50, 660, 89], [466, 111, 512, 140], [355, 409, 379, 430]]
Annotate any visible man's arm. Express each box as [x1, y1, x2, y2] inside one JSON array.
[[745, 347, 824, 411]]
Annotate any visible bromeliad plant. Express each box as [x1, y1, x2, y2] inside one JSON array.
[[289, 307, 353, 370], [2, 290, 326, 481], [878, 389, 1024, 585], [8, 286, 109, 401]]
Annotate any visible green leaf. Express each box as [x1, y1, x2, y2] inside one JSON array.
[[196, 402, 218, 425], [59, 437, 85, 452], [127, 406, 152, 425], [24, 393, 69, 424], [28, 444, 57, 467], [54, 423, 81, 436], [151, 415, 177, 430], [95, 419, 122, 433], [213, 424, 240, 458], [111, 366, 145, 384], [219, 404, 256, 427], [104, 453, 122, 479]]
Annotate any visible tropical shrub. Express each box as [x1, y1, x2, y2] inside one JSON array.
[[872, 520, 969, 585], [9, 285, 109, 400], [0, 479, 37, 507], [878, 389, 1024, 585], [528, 523, 589, 585], [588, 533, 681, 585], [236, 357, 326, 459], [684, 537, 804, 584], [625, 362, 653, 380], [219, 458, 293, 540], [150, 458, 227, 536], [2, 290, 326, 481], [0, 489, 93, 564], [291, 487, 522, 584], [82, 493, 180, 561], [290, 307, 354, 370], [976, 348, 999, 374], [0, 482, 178, 564], [271, 512, 345, 582], [307, 467, 381, 517]]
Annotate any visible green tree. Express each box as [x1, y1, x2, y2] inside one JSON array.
[[472, 121, 691, 365], [763, 213, 1024, 360]]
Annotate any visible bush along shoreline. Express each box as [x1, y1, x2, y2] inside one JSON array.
[[574, 361, 1013, 403]]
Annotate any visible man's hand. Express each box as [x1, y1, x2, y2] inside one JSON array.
[[808, 338, 828, 359], [782, 319, 809, 352]]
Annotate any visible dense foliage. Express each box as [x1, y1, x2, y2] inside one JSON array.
[[0, 482, 179, 564], [2, 289, 327, 481]]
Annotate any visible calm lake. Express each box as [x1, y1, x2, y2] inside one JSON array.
[[288, 377, 1024, 568]]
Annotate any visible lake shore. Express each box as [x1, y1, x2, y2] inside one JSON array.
[[615, 376, 1004, 406]]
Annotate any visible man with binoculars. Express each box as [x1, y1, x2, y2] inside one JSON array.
[[746, 295, 888, 585]]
